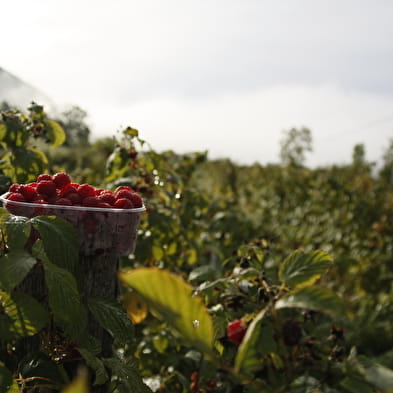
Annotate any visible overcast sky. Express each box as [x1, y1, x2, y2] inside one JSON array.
[[2, 0, 393, 166]]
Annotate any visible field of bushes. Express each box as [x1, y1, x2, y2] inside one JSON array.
[[0, 104, 393, 392]]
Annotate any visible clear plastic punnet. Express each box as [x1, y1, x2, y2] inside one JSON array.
[[0, 192, 146, 256]]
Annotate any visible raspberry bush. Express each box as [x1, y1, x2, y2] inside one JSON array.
[[1, 105, 393, 393]]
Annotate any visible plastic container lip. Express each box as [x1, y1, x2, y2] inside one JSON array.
[[0, 192, 146, 213]]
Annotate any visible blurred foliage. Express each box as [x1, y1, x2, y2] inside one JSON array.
[[1, 104, 393, 392]]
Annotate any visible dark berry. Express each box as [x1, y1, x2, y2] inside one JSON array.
[[37, 174, 53, 182], [36, 180, 57, 196], [114, 198, 133, 209], [53, 172, 71, 189], [78, 184, 96, 198]]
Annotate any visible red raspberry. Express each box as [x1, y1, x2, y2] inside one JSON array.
[[64, 192, 82, 205], [34, 199, 48, 204], [115, 189, 134, 200], [37, 174, 53, 182], [46, 195, 59, 205], [95, 188, 105, 196], [78, 184, 96, 198], [129, 193, 143, 208], [114, 198, 133, 209], [59, 184, 78, 197], [35, 193, 49, 202], [227, 319, 247, 345], [53, 172, 71, 189], [36, 180, 57, 196], [56, 198, 72, 206], [7, 192, 26, 202], [19, 184, 37, 202], [19, 185, 37, 201], [115, 186, 134, 193], [98, 192, 116, 206], [82, 196, 100, 207], [97, 202, 112, 208], [8, 184, 21, 193]]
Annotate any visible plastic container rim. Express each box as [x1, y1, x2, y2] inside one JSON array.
[[0, 192, 146, 213]]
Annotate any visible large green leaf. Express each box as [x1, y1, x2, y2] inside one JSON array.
[[275, 286, 348, 318], [88, 297, 134, 346], [278, 250, 333, 288], [235, 308, 271, 376], [4, 215, 30, 249], [0, 250, 37, 291], [31, 216, 78, 273], [119, 268, 215, 354], [43, 262, 85, 331], [0, 290, 49, 337], [46, 120, 66, 147]]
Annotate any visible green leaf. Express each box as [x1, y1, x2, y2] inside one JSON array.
[[0, 362, 16, 393], [275, 286, 348, 318], [0, 250, 37, 291], [9, 147, 48, 183], [119, 268, 215, 354], [77, 348, 108, 386], [340, 376, 375, 393], [88, 297, 134, 346], [279, 250, 333, 288], [235, 308, 270, 376], [103, 358, 153, 393], [0, 123, 7, 142], [4, 215, 30, 249], [0, 290, 49, 337], [46, 120, 66, 147], [357, 358, 393, 392], [43, 262, 86, 336], [123, 127, 139, 137], [31, 216, 78, 273]]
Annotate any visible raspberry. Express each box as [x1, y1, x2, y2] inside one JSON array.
[[129, 193, 143, 208], [36, 180, 57, 196], [35, 193, 49, 202], [65, 192, 82, 205], [114, 198, 133, 209], [98, 192, 116, 206], [115, 189, 134, 200], [7, 192, 26, 202], [46, 195, 59, 205], [56, 198, 72, 206], [8, 184, 21, 193], [97, 202, 112, 208], [53, 172, 71, 189], [82, 196, 100, 207], [78, 184, 96, 198], [59, 184, 78, 197], [227, 319, 247, 345], [19, 185, 37, 201], [115, 186, 134, 193], [95, 188, 105, 196], [37, 174, 53, 182]]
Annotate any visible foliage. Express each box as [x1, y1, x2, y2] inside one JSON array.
[[1, 104, 393, 392]]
